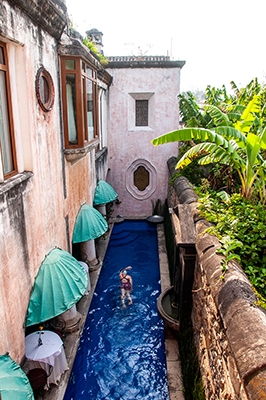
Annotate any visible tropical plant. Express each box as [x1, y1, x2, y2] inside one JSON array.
[[197, 190, 266, 303], [83, 38, 108, 66], [152, 94, 266, 203], [178, 92, 208, 128]]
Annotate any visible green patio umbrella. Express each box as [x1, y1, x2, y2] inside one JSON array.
[[93, 180, 118, 206], [26, 248, 88, 327], [72, 203, 108, 243], [0, 354, 34, 399]]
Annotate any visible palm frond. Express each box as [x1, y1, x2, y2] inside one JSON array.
[[204, 105, 232, 127]]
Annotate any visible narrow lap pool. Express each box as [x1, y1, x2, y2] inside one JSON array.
[[64, 220, 169, 400]]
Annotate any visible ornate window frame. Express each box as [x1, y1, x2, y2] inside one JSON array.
[[125, 158, 157, 200]]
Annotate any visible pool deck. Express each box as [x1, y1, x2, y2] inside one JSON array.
[[38, 220, 184, 400]]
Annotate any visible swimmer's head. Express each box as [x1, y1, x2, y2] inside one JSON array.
[[122, 270, 127, 275]]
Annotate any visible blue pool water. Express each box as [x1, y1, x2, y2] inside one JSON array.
[[64, 220, 169, 400]]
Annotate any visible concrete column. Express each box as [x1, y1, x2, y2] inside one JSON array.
[[80, 239, 101, 271], [61, 304, 82, 333], [95, 204, 106, 218]]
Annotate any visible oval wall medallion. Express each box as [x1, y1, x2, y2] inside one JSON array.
[[35, 66, 55, 112], [125, 158, 157, 200]]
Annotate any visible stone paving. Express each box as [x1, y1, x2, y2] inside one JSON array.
[[38, 221, 184, 400]]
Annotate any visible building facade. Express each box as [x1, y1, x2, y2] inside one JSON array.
[[0, 0, 111, 362], [0, 0, 185, 365], [106, 56, 185, 217]]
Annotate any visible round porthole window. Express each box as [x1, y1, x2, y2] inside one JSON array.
[[36, 67, 55, 112]]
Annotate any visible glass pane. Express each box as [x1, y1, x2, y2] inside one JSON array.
[[0, 71, 14, 174], [86, 78, 94, 141], [40, 75, 49, 105], [66, 74, 78, 144], [65, 59, 75, 70], [0, 46, 4, 65], [86, 65, 92, 77], [136, 99, 148, 126]]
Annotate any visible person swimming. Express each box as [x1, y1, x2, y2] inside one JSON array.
[[119, 266, 133, 308]]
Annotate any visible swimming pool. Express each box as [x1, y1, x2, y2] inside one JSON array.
[[64, 220, 169, 400]]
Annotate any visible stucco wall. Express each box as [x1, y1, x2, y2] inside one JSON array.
[[106, 65, 180, 217], [0, 0, 102, 363]]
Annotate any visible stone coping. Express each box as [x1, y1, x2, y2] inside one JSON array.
[[169, 167, 266, 399], [194, 216, 266, 399]]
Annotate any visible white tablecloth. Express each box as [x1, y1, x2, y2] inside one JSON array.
[[25, 330, 68, 388]]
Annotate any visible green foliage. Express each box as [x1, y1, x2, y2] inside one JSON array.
[[197, 189, 266, 302], [153, 78, 266, 311], [82, 38, 108, 66], [170, 143, 207, 186], [152, 85, 266, 204], [178, 92, 209, 128]]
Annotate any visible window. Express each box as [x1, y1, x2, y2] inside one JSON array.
[[128, 92, 155, 131], [134, 165, 149, 191], [125, 159, 157, 200], [35, 67, 55, 112], [0, 42, 17, 179], [136, 100, 148, 126], [60, 57, 99, 148]]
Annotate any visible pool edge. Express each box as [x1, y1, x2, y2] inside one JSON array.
[[40, 221, 185, 400]]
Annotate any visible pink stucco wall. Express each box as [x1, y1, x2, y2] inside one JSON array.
[[106, 66, 180, 217], [0, 1, 99, 363]]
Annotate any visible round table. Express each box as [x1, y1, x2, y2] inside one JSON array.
[[25, 330, 68, 388]]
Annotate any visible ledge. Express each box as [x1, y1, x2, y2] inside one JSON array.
[[0, 171, 33, 198], [195, 220, 266, 399], [95, 146, 107, 162], [58, 33, 113, 86], [64, 141, 99, 165], [107, 56, 186, 69], [9, 0, 67, 40]]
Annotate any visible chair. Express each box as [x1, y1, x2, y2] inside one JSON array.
[[27, 368, 47, 398], [50, 315, 66, 342], [43, 315, 66, 342]]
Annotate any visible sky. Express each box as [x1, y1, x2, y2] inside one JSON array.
[[65, 0, 266, 93]]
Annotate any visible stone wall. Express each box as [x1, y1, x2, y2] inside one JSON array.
[[167, 159, 266, 399]]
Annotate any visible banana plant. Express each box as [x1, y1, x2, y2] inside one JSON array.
[[152, 95, 266, 202]]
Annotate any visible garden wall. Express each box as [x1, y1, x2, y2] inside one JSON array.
[[167, 157, 266, 400]]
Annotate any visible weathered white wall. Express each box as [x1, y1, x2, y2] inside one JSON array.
[[0, 0, 105, 363], [106, 66, 180, 217]]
